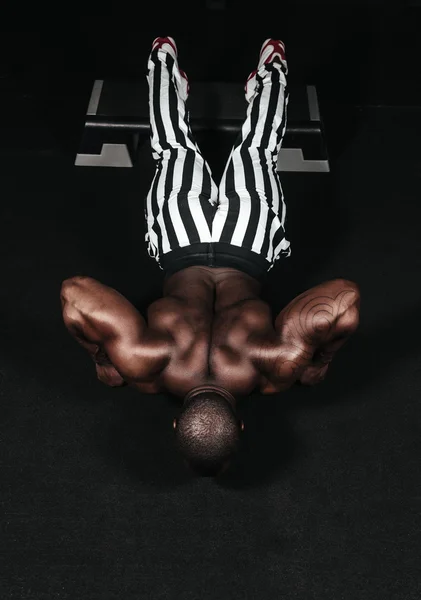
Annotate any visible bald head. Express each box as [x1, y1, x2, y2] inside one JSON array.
[[174, 386, 243, 477]]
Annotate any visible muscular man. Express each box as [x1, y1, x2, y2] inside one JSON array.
[[61, 38, 360, 477]]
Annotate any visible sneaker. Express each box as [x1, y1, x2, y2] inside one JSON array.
[[245, 38, 287, 103], [151, 36, 190, 98], [152, 36, 178, 60], [258, 38, 287, 70]]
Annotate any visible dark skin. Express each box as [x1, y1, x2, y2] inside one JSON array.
[[60, 266, 360, 434]]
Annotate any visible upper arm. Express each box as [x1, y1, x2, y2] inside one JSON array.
[[61, 276, 169, 381]]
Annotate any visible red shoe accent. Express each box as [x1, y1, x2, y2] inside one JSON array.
[[152, 36, 177, 55], [260, 39, 286, 65], [247, 69, 257, 82]]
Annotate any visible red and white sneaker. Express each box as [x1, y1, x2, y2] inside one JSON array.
[[245, 38, 288, 103], [151, 36, 190, 99], [258, 38, 287, 70], [152, 36, 178, 59]]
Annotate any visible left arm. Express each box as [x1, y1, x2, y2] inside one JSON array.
[[60, 276, 152, 387]]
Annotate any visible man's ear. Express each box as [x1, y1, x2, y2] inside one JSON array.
[[173, 418, 177, 429]]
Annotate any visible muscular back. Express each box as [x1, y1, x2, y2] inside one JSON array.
[[143, 267, 274, 397]]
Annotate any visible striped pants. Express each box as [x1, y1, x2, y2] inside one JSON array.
[[145, 47, 291, 280]]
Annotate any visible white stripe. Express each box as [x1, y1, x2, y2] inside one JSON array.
[[250, 157, 268, 254], [271, 90, 288, 218], [265, 217, 279, 262], [269, 160, 280, 216], [252, 79, 272, 148], [251, 199, 268, 254], [273, 236, 291, 260], [231, 195, 251, 246], [148, 229, 160, 256], [187, 156, 212, 242], [158, 68, 178, 148], [265, 74, 286, 155], [146, 175, 155, 229], [278, 180, 287, 228], [174, 76, 197, 152], [230, 150, 250, 246], [155, 157, 171, 254], [211, 204, 228, 242], [201, 154, 219, 207], [276, 88, 288, 153], [188, 192, 212, 242], [168, 150, 190, 247], [147, 66, 163, 155]]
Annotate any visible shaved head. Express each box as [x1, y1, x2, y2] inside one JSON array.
[[174, 386, 242, 476]]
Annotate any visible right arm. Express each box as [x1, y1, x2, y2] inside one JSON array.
[[260, 278, 360, 392], [61, 276, 170, 385]]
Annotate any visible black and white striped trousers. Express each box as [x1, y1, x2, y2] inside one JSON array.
[[145, 48, 291, 281]]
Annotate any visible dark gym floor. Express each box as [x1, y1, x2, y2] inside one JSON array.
[[1, 6, 421, 599]]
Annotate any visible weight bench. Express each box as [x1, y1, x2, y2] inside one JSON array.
[[75, 79, 329, 172]]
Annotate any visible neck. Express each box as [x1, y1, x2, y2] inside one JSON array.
[[184, 384, 237, 409]]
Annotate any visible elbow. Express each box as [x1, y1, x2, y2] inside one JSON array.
[[60, 276, 91, 303], [332, 279, 361, 333], [60, 278, 87, 318], [334, 278, 360, 296], [334, 278, 361, 309], [61, 280, 73, 307]]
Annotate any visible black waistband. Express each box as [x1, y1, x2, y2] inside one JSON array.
[[160, 242, 271, 281]]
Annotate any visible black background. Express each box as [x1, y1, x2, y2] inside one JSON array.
[[2, 3, 421, 599]]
